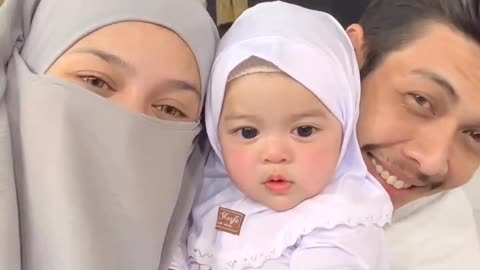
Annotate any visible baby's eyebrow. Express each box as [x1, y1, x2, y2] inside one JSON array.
[[222, 113, 259, 122], [287, 110, 329, 121]]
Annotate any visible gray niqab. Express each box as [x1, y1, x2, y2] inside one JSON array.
[[0, 0, 218, 269]]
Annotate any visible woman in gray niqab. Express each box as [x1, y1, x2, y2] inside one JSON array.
[[0, 0, 218, 269]]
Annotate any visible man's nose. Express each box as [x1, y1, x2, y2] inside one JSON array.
[[403, 120, 454, 177]]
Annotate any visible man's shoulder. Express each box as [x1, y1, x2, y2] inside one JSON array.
[[464, 172, 480, 239], [386, 189, 480, 270], [393, 188, 473, 222]]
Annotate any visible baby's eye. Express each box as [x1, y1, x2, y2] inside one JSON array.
[[154, 105, 186, 118], [293, 125, 316, 137], [236, 127, 259, 139]]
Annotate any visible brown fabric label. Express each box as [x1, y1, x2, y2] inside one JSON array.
[[215, 207, 245, 235]]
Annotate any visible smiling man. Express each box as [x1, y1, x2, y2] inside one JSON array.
[[346, 0, 480, 269]]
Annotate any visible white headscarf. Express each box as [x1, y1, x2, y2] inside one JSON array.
[[0, 0, 218, 269], [189, 2, 392, 269]]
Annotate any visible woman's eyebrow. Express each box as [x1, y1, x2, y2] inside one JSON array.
[[70, 48, 135, 74], [71, 47, 200, 96], [159, 79, 200, 98]]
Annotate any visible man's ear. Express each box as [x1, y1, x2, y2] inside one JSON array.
[[346, 24, 367, 68]]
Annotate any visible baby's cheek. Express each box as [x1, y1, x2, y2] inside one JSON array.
[[297, 150, 338, 187], [299, 148, 334, 168], [223, 148, 257, 184]]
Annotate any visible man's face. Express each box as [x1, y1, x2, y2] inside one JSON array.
[[349, 23, 480, 208]]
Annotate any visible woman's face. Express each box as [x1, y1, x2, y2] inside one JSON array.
[[48, 21, 201, 122]]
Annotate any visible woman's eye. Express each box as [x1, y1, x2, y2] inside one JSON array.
[[154, 105, 185, 118], [81, 76, 108, 89], [236, 127, 258, 139], [293, 125, 316, 137]]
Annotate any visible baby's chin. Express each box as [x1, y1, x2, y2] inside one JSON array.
[[269, 204, 298, 212], [256, 196, 304, 212]]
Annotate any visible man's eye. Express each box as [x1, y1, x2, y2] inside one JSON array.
[[470, 131, 480, 143], [81, 76, 108, 89], [407, 93, 435, 116], [154, 105, 185, 118], [236, 127, 258, 139], [293, 125, 316, 137], [412, 94, 431, 108]]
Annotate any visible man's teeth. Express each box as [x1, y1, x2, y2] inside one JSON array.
[[372, 159, 411, 190]]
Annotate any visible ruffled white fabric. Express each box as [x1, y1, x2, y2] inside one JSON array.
[[187, 2, 393, 269], [188, 154, 392, 270]]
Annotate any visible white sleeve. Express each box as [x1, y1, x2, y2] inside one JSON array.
[[289, 225, 389, 270]]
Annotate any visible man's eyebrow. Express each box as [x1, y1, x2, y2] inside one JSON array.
[[411, 69, 458, 102], [71, 48, 135, 74]]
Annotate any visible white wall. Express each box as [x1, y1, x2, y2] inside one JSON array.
[[199, 0, 207, 8]]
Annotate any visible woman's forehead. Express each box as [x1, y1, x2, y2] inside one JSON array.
[[21, 0, 217, 80]]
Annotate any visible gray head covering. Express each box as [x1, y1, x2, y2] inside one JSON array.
[[0, 0, 218, 269]]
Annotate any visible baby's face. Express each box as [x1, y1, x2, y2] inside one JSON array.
[[218, 73, 343, 212]]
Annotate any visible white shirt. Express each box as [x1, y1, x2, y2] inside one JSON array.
[[464, 169, 480, 242], [386, 188, 480, 270]]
